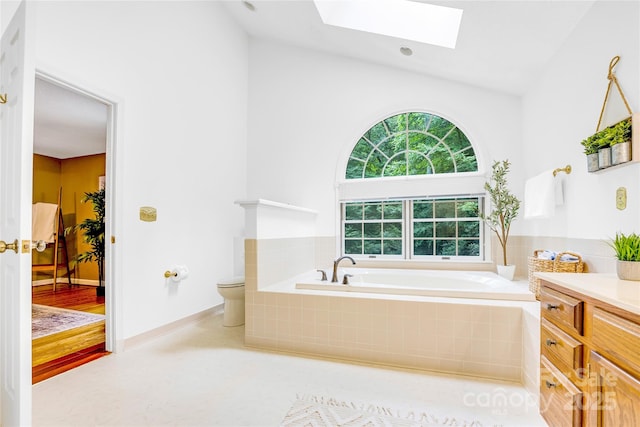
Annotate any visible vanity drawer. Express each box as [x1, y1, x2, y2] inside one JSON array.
[[592, 307, 640, 377], [540, 286, 583, 335], [541, 318, 583, 375], [540, 356, 582, 427]]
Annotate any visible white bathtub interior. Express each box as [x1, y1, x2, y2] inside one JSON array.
[[295, 267, 536, 301]]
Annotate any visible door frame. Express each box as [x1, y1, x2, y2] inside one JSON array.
[[35, 69, 121, 351]]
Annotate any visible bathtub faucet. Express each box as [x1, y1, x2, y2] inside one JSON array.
[[331, 256, 356, 283]]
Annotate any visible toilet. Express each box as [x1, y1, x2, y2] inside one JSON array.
[[216, 277, 245, 327]]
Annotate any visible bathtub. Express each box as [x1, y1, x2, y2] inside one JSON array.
[[295, 267, 536, 301]]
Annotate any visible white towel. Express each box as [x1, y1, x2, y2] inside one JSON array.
[[32, 203, 59, 243], [524, 170, 563, 219]]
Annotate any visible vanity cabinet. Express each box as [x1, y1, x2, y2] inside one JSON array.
[[538, 277, 640, 427]]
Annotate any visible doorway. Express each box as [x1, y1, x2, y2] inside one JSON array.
[[31, 73, 116, 382]]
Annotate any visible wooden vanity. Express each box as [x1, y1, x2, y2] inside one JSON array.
[[536, 272, 640, 427]]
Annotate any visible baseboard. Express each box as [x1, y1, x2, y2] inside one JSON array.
[[32, 278, 99, 287], [118, 304, 224, 352]]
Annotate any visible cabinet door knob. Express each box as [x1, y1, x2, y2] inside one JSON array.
[[546, 303, 560, 311], [545, 380, 557, 389], [545, 338, 557, 346]]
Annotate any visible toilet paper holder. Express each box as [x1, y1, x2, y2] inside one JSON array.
[[163, 265, 189, 281]]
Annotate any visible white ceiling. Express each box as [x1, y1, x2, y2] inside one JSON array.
[[34, 78, 107, 159], [222, 0, 596, 95], [34, 0, 596, 159]]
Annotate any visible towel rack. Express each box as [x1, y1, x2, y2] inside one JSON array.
[[552, 165, 571, 177]]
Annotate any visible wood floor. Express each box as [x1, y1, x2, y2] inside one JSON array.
[[32, 284, 108, 384]]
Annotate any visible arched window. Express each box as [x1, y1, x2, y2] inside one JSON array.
[[345, 112, 477, 179], [341, 112, 483, 260]]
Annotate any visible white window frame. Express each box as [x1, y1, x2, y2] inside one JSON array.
[[341, 196, 485, 261]]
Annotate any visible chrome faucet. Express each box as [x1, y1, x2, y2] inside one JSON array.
[[331, 256, 356, 283]]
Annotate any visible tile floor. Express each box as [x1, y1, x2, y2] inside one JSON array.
[[33, 312, 547, 426]]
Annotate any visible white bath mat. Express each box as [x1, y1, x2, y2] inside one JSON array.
[[280, 394, 484, 427]]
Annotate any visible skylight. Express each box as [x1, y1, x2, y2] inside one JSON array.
[[313, 0, 463, 49]]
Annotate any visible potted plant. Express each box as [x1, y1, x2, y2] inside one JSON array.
[[581, 134, 600, 172], [609, 232, 640, 281], [66, 188, 106, 296], [581, 117, 633, 171], [481, 160, 521, 280], [610, 117, 632, 165]]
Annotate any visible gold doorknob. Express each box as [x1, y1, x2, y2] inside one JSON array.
[[0, 239, 19, 254]]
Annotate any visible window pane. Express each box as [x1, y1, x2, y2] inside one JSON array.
[[459, 239, 480, 256], [408, 132, 438, 154], [435, 221, 456, 238], [436, 239, 456, 256], [427, 115, 455, 139], [407, 152, 431, 175], [364, 203, 382, 220], [454, 149, 478, 172], [344, 223, 362, 238], [458, 221, 479, 238], [457, 200, 479, 217], [345, 204, 363, 220], [408, 112, 429, 131], [414, 239, 433, 255], [383, 240, 402, 255], [413, 201, 433, 218], [443, 128, 472, 153], [363, 223, 381, 238], [384, 114, 406, 134], [429, 145, 455, 173], [435, 201, 455, 218], [364, 149, 387, 178], [364, 240, 382, 254], [383, 153, 407, 177], [383, 202, 402, 219], [378, 134, 405, 158], [351, 138, 373, 160], [346, 158, 365, 179], [413, 222, 433, 238], [345, 240, 362, 254], [364, 122, 388, 145], [383, 222, 402, 238]]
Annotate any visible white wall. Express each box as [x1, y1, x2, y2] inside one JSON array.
[[522, 0, 640, 239], [247, 40, 523, 236], [33, 1, 248, 339]]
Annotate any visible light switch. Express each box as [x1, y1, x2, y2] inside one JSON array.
[[616, 187, 627, 210]]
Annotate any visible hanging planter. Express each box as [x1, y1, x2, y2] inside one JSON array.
[[580, 56, 636, 172]]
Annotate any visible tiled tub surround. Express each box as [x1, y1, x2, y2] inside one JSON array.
[[245, 238, 539, 383], [246, 285, 534, 382]]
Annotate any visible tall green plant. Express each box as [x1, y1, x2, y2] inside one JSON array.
[[610, 232, 640, 261], [66, 188, 105, 287], [481, 160, 521, 266]]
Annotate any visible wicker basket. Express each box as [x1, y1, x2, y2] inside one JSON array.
[[528, 250, 584, 299]]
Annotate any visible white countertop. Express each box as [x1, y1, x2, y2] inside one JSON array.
[[535, 272, 640, 316]]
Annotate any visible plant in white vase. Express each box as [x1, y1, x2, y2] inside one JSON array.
[[609, 232, 640, 281], [481, 160, 521, 280]]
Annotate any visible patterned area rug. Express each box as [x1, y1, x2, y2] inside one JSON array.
[[32, 304, 105, 339], [280, 394, 484, 427]]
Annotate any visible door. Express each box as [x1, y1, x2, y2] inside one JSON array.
[[0, 1, 35, 425]]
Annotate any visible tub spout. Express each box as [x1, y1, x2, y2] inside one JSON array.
[[331, 256, 356, 283]]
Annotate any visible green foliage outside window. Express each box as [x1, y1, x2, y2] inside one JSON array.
[[346, 112, 478, 179], [343, 197, 482, 259]]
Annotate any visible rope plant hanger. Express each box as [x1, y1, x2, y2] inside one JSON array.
[[596, 55, 633, 133]]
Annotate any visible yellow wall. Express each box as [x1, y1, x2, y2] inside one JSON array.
[[32, 153, 106, 282]]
